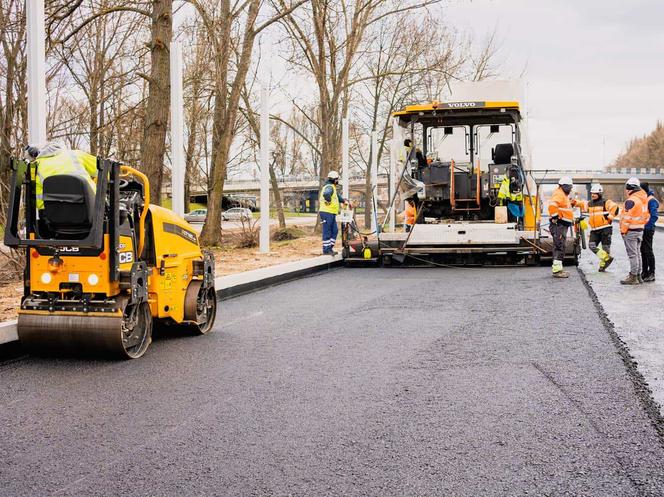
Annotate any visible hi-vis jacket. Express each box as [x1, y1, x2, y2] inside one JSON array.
[[319, 181, 344, 215], [404, 202, 416, 225], [587, 198, 620, 231], [620, 189, 649, 234], [548, 186, 581, 225], [32, 144, 97, 210], [497, 176, 523, 204]]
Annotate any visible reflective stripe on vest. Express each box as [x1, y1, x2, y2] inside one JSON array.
[[319, 183, 340, 214], [588, 203, 611, 230]]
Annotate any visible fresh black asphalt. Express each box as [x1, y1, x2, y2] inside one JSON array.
[[1, 267, 663, 496]]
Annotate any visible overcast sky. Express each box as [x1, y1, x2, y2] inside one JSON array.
[[441, 0, 664, 171]]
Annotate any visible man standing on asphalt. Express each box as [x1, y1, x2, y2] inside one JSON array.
[[586, 183, 619, 272], [620, 177, 648, 285], [640, 182, 659, 282], [548, 176, 581, 278], [319, 170, 348, 255]]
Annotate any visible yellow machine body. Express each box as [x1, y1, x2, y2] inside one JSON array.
[[147, 204, 205, 323], [8, 161, 217, 359]]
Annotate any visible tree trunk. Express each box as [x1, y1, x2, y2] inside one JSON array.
[[140, 0, 172, 205], [269, 162, 286, 229]]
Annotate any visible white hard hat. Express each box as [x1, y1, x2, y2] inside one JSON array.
[[558, 176, 573, 186], [328, 170, 340, 180], [626, 177, 640, 187], [590, 183, 603, 194]]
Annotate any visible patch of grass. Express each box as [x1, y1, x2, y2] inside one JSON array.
[[272, 226, 307, 241]]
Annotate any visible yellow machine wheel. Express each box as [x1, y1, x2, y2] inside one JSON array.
[[121, 302, 153, 359], [17, 300, 153, 359], [184, 281, 217, 335]]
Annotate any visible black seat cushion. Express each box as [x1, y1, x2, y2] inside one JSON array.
[[493, 143, 514, 165], [43, 174, 95, 237]]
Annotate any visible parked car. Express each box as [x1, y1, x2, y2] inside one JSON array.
[[184, 208, 207, 223], [222, 207, 252, 222]]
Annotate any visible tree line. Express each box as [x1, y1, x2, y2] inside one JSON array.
[[0, 0, 499, 245]]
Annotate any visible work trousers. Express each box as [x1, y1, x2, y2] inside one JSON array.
[[589, 227, 612, 254], [550, 221, 569, 262], [623, 230, 643, 276], [320, 211, 339, 253], [641, 228, 655, 276]]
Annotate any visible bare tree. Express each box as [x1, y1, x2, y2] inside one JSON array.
[[188, 0, 307, 246]]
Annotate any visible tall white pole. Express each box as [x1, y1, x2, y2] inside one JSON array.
[[342, 116, 349, 200], [170, 41, 185, 217], [389, 120, 397, 231], [370, 130, 378, 234], [259, 85, 270, 253], [27, 0, 47, 144]]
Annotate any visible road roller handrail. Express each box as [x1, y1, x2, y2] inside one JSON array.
[[120, 165, 150, 258]]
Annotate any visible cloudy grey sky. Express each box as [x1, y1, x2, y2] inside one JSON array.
[[442, 0, 664, 170]]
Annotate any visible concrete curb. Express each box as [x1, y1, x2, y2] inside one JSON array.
[[215, 254, 343, 300], [0, 320, 18, 346], [0, 254, 343, 347]]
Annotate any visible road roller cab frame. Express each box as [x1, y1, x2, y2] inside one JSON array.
[[4, 157, 217, 359]]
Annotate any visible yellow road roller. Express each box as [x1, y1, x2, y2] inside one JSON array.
[[4, 157, 217, 359]]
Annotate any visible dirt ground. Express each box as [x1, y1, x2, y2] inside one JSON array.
[[0, 229, 323, 322]]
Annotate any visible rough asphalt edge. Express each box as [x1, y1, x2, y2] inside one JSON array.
[[577, 266, 664, 443]]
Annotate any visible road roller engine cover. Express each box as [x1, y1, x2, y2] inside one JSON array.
[[4, 157, 217, 359]]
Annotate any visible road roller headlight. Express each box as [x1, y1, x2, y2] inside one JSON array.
[[41, 272, 52, 284], [87, 274, 99, 286]]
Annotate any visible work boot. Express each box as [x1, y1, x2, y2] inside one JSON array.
[[620, 273, 640, 285], [598, 262, 606, 272], [643, 273, 656, 282], [603, 255, 614, 270], [552, 270, 570, 279]]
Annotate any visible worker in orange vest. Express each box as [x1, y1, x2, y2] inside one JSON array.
[[620, 177, 649, 285], [587, 183, 620, 272], [404, 198, 416, 232], [548, 176, 582, 278]]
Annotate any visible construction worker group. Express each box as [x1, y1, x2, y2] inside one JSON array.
[[548, 176, 659, 285]]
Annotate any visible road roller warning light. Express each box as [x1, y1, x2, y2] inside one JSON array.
[[3, 157, 217, 359]]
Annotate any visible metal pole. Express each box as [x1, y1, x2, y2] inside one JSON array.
[[27, 0, 47, 144], [170, 41, 185, 217], [370, 130, 378, 234], [389, 121, 397, 231], [259, 85, 270, 253], [342, 116, 349, 200]]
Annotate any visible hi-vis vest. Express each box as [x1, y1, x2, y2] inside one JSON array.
[[548, 187, 576, 224], [588, 199, 619, 231], [620, 190, 648, 234], [497, 176, 523, 202], [405, 202, 416, 225], [33, 150, 97, 209], [319, 183, 340, 215]]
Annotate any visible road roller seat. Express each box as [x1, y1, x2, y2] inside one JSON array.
[[42, 174, 96, 239], [492, 143, 514, 165]]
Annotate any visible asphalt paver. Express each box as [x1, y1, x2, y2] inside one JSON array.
[[1, 267, 664, 496]]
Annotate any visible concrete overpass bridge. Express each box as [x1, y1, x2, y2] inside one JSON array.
[[193, 168, 664, 210]]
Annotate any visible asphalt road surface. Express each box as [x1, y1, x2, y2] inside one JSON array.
[[2, 267, 664, 496]]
